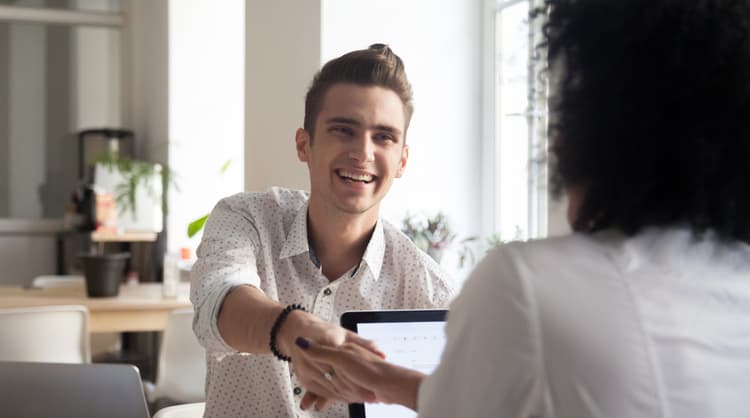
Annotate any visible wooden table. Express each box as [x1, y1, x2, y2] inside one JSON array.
[[0, 282, 191, 333]]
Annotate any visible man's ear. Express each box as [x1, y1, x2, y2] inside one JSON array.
[[295, 128, 311, 162], [395, 144, 409, 178]]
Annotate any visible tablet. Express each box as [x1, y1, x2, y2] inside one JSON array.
[[340, 309, 448, 418]]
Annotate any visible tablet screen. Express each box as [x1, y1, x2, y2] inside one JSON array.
[[356, 321, 446, 418]]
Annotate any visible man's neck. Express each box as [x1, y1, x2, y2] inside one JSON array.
[[307, 199, 378, 281]]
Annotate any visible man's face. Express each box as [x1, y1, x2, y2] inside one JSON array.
[[296, 83, 409, 216]]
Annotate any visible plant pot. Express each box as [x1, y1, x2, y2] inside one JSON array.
[[78, 252, 130, 297]]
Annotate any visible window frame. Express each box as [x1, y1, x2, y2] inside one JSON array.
[[0, 2, 127, 231], [481, 0, 548, 242]]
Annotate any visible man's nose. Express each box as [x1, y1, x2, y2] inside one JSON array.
[[348, 135, 375, 162]]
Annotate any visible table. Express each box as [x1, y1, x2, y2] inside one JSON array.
[[0, 282, 191, 333]]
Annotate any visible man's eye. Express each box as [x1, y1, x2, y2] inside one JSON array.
[[374, 133, 396, 142], [331, 126, 353, 135]]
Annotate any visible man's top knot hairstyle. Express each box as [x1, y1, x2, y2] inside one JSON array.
[[541, 0, 750, 244], [303, 43, 414, 136]]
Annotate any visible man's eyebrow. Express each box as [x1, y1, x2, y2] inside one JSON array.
[[325, 117, 402, 135], [325, 117, 361, 126], [372, 124, 402, 136]]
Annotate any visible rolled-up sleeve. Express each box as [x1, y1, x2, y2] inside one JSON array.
[[190, 197, 263, 353]]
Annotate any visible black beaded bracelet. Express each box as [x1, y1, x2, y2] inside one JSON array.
[[269, 303, 306, 362]]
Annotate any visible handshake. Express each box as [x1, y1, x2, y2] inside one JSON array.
[[275, 310, 426, 412]]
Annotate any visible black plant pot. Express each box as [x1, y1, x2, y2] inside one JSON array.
[[78, 252, 130, 297]]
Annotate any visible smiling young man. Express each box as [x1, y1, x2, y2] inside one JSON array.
[[190, 44, 453, 418]]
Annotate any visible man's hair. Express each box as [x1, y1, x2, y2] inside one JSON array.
[[542, 0, 750, 244], [303, 44, 414, 136]]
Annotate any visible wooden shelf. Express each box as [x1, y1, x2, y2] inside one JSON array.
[[91, 231, 158, 242]]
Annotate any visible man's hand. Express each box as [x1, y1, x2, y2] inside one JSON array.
[[275, 310, 383, 410], [293, 338, 425, 411]]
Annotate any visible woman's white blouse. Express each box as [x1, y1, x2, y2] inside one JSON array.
[[419, 228, 750, 418]]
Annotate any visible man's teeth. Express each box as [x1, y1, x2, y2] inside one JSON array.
[[339, 170, 374, 183]]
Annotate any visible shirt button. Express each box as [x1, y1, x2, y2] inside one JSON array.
[[294, 386, 302, 396], [323, 288, 332, 296]]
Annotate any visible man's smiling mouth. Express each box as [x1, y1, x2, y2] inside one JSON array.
[[336, 169, 376, 184]]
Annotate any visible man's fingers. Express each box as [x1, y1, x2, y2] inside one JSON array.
[[314, 396, 332, 411], [302, 376, 341, 403], [294, 347, 350, 393], [292, 355, 343, 402], [300, 392, 319, 411], [295, 336, 384, 397], [298, 365, 370, 406]]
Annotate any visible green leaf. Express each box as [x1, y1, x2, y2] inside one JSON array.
[[128, 175, 137, 215], [219, 159, 232, 174], [187, 214, 209, 238]]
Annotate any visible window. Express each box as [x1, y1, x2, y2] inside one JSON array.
[[0, 2, 123, 220], [482, 0, 548, 242]]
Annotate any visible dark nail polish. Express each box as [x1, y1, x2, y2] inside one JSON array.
[[295, 336, 310, 349]]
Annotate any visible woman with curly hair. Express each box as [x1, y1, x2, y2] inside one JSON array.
[[294, 1, 750, 416]]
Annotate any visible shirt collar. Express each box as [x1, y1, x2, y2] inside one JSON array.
[[278, 201, 386, 281], [361, 220, 385, 281], [279, 202, 311, 260]]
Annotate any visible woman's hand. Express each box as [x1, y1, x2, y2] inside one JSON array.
[[294, 337, 426, 411]]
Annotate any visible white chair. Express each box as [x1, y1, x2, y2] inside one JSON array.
[[152, 402, 205, 418], [150, 308, 206, 404], [31, 274, 85, 289], [30, 274, 121, 356], [0, 305, 91, 363]]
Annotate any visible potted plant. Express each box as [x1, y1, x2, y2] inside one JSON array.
[[77, 154, 174, 297], [78, 250, 130, 297], [401, 212, 476, 267], [92, 155, 173, 231]]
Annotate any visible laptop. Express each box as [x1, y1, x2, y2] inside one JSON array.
[[0, 361, 150, 418], [341, 309, 448, 418]]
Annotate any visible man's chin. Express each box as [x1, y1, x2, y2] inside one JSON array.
[[334, 197, 378, 216], [335, 204, 373, 216]]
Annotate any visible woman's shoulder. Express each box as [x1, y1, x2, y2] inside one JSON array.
[[462, 232, 626, 308], [487, 233, 609, 271]]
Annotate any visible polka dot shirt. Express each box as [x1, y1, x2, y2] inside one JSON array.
[[190, 187, 454, 418]]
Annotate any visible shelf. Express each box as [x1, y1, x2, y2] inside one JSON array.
[[90, 231, 158, 242]]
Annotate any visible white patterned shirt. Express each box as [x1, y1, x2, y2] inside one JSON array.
[[191, 187, 453, 418]]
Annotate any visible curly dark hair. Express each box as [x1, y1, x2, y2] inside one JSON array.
[[542, 0, 750, 243]]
